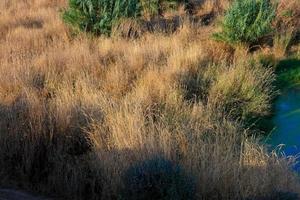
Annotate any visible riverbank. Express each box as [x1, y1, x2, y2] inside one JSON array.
[[265, 57, 300, 164], [276, 58, 300, 89]]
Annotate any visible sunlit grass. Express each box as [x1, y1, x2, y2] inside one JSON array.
[[0, 0, 300, 199]]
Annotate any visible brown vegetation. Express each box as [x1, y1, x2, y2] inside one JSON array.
[[0, 0, 300, 199]]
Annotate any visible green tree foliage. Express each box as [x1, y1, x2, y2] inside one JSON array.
[[63, 0, 141, 36], [214, 0, 276, 45]]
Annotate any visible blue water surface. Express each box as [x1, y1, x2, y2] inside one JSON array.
[[267, 88, 300, 170]]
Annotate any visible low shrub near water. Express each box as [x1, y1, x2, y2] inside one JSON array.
[[214, 0, 276, 45], [208, 60, 275, 121]]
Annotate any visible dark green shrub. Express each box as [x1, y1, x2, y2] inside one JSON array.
[[121, 157, 195, 200], [63, 0, 141, 36], [213, 0, 276, 45]]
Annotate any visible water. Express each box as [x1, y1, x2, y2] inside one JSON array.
[[267, 87, 300, 157]]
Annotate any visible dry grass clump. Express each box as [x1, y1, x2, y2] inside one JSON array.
[[208, 59, 275, 120], [274, 0, 300, 33], [0, 0, 299, 199], [272, 29, 294, 59], [201, 39, 235, 64], [271, 0, 300, 58], [194, 0, 231, 16]]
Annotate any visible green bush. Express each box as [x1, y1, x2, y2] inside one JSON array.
[[213, 0, 276, 45], [63, 0, 141, 36], [121, 157, 196, 200]]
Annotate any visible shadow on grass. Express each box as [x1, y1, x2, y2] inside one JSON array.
[[0, 97, 298, 200]]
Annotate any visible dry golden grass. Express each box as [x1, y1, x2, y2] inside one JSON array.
[[272, 0, 300, 58], [195, 0, 231, 16], [0, 0, 299, 199], [274, 0, 300, 30]]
